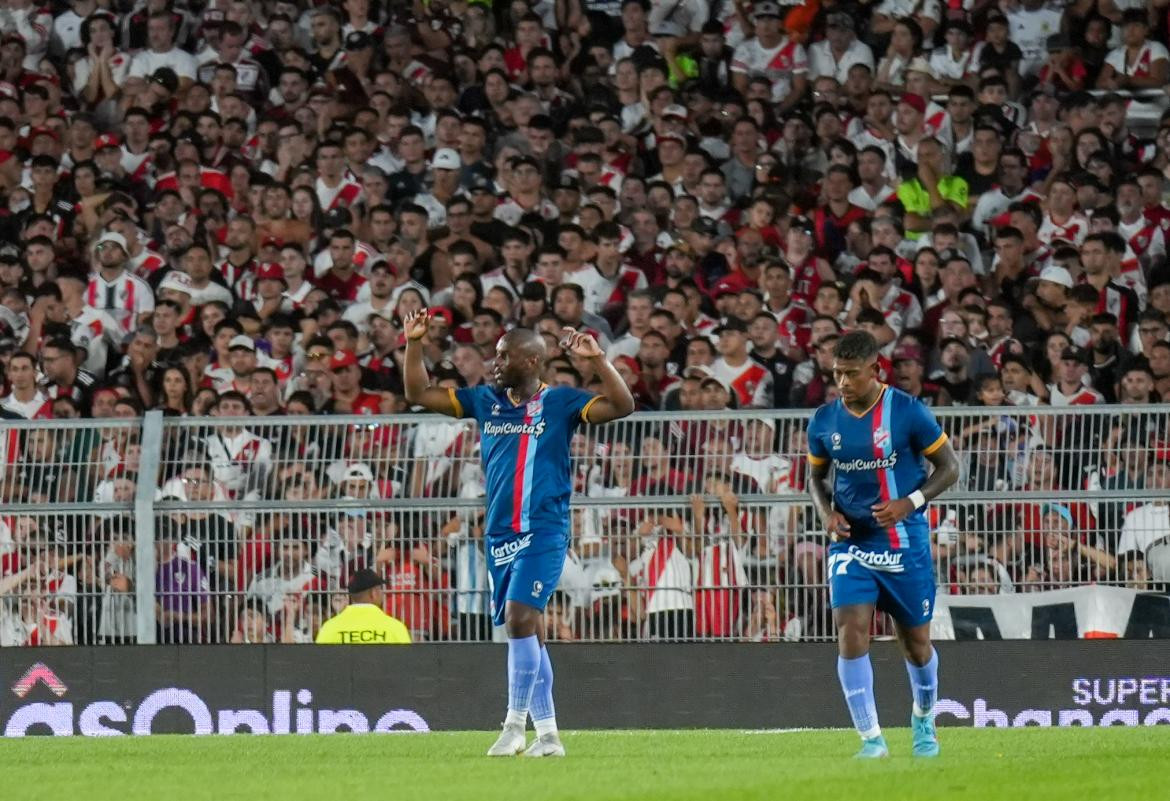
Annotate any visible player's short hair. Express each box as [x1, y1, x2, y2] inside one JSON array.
[[833, 330, 880, 362]]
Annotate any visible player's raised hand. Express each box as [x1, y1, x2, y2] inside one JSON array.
[[871, 498, 914, 527], [403, 308, 429, 341], [560, 327, 603, 358], [825, 511, 852, 541]]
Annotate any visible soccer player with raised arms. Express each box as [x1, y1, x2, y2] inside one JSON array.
[[403, 308, 635, 757], [806, 331, 960, 758]]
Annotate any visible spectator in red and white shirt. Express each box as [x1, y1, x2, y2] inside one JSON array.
[[569, 221, 648, 319], [1, 352, 50, 418], [1047, 344, 1104, 405], [711, 316, 771, 408], [730, 1, 807, 112], [314, 141, 363, 210], [86, 230, 155, 335]]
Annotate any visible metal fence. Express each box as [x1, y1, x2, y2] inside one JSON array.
[[0, 406, 1167, 645]]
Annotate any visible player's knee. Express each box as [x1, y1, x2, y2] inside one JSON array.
[[504, 603, 539, 638]]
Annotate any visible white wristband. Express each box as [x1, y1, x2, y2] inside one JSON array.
[[909, 490, 926, 510]]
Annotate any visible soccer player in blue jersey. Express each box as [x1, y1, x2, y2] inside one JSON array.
[[402, 308, 634, 757], [806, 331, 960, 759]]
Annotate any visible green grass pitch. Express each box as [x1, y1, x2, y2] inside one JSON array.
[[2, 727, 1166, 801]]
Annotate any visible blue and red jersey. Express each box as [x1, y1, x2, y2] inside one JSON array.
[[806, 384, 947, 553], [451, 383, 599, 539]]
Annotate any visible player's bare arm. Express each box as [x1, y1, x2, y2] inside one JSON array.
[[809, 458, 852, 541], [871, 438, 961, 527], [403, 308, 462, 417], [560, 327, 635, 423]]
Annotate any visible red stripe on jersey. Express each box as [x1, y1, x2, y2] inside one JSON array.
[[511, 410, 534, 533], [870, 391, 900, 548]]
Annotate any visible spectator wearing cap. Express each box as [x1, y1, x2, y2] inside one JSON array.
[[784, 215, 835, 307], [315, 568, 412, 645], [340, 260, 395, 332], [127, 11, 197, 88], [730, 1, 807, 113], [87, 229, 156, 334], [414, 149, 462, 228], [246, 262, 289, 319], [215, 334, 260, 395], [325, 349, 381, 414], [711, 316, 771, 408], [1026, 264, 1075, 332], [931, 336, 973, 404], [1097, 9, 1169, 92], [1047, 344, 1105, 405], [808, 12, 874, 86]]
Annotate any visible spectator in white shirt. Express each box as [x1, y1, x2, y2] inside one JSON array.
[[807, 12, 874, 85], [1117, 461, 1170, 555], [128, 11, 198, 89]]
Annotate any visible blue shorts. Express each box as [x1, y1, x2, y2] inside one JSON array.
[[827, 543, 936, 628], [485, 531, 568, 627]]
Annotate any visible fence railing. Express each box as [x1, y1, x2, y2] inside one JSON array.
[[0, 405, 1167, 644]]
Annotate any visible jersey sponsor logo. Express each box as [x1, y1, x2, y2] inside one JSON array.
[[532, 580, 543, 597], [482, 420, 547, 437], [490, 532, 533, 566], [832, 452, 898, 472], [828, 547, 905, 575]]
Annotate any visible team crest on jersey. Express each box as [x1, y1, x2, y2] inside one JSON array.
[[873, 428, 891, 449], [526, 400, 543, 417], [491, 403, 501, 416], [831, 432, 842, 450]]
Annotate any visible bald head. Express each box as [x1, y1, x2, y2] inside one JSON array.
[[503, 327, 546, 359], [494, 327, 547, 388]]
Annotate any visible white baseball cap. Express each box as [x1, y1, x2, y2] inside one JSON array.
[[228, 334, 255, 351], [158, 270, 193, 295], [94, 230, 128, 253], [1037, 265, 1073, 289], [431, 148, 461, 171]]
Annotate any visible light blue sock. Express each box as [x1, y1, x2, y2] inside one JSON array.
[[506, 635, 541, 726], [906, 647, 939, 717], [838, 654, 881, 739], [530, 646, 557, 736]]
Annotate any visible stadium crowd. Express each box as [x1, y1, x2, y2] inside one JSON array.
[[0, 0, 1169, 645]]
